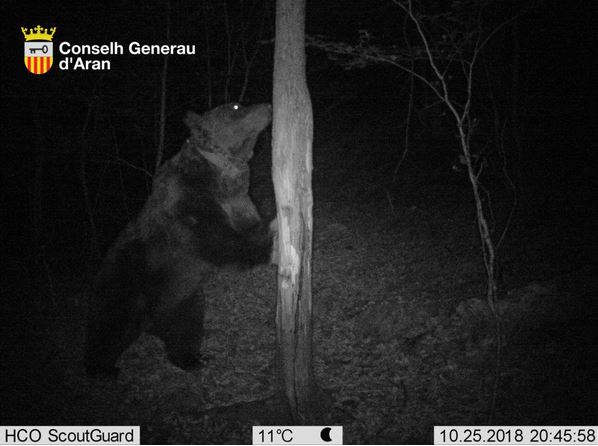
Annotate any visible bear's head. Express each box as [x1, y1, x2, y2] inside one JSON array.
[[184, 103, 272, 163]]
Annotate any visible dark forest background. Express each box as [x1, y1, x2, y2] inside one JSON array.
[[2, 0, 595, 274], [1, 0, 596, 443]]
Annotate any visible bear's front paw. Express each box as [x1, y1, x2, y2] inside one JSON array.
[[269, 217, 279, 266]]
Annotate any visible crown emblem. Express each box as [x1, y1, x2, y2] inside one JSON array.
[[21, 25, 56, 42]]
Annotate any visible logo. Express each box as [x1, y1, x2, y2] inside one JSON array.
[[22, 25, 56, 75]]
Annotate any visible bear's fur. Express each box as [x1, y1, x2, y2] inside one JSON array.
[[85, 103, 274, 377]]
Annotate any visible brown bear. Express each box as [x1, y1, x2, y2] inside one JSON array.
[[85, 103, 275, 377]]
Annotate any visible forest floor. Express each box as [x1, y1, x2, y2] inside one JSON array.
[[3, 122, 597, 444]]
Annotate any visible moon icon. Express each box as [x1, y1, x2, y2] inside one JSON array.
[[320, 427, 332, 442]]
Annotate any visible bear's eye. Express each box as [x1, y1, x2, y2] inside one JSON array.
[[232, 104, 241, 111]]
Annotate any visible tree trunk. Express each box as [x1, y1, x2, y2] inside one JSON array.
[[272, 0, 314, 422], [79, 103, 100, 263], [202, 1, 213, 108], [155, 0, 170, 173], [30, 96, 44, 252]]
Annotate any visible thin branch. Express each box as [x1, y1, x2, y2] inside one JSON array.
[[393, 12, 415, 182], [92, 157, 154, 179], [393, 0, 455, 116]]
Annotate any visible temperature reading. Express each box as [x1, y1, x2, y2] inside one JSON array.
[[253, 425, 343, 444], [258, 428, 293, 443]]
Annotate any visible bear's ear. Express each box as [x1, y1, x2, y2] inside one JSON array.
[[184, 110, 203, 132]]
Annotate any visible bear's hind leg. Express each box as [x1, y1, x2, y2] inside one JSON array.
[[151, 291, 205, 370], [85, 239, 148, 377], [85, 292, 145, 378]]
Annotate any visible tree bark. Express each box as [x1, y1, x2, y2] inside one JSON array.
[[155, 0, 170, 173], [30, 96, 44, 252], [202, 1, 213, 108], [272, 0, 314, 422]]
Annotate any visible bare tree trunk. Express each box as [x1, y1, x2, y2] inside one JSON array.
[[30, 96, 44, 251], [223, 0, 232, 102], [510, 14, 522, 184], [272, 0, 314, 422], [155, 0, 170, 172], [238, 1, 267, 103], [79, 102, 100, 262], [202, 1, 213, 108], [111, 124, 130, 219]]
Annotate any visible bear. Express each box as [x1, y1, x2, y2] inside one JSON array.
[[85, 102, 275, 377]]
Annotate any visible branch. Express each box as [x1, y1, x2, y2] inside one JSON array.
[[306, 37, 445, 102], [392, 0, 455, 110]]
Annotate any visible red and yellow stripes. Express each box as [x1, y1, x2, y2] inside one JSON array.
[[24, 56, 53, 75]]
